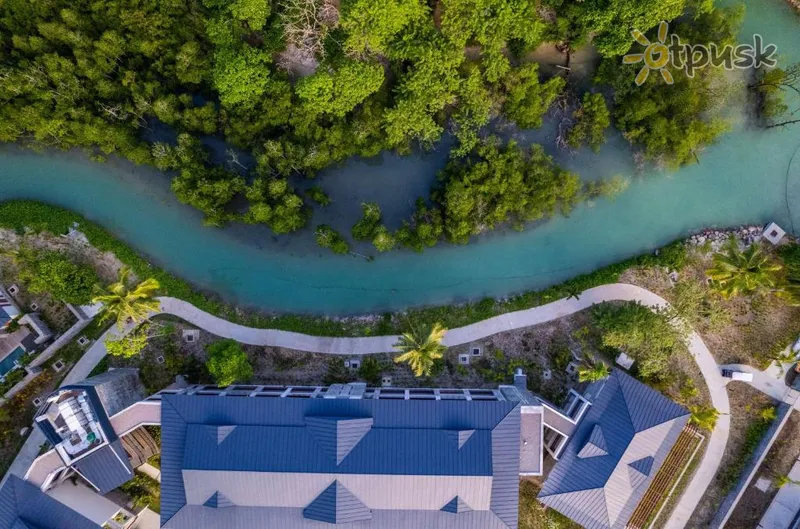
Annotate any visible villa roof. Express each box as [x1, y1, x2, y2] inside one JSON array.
[[72, 440, 134, 495], [538, 370, 690, 529], [160, 393, 521, 528], [0, 475, 101, 529]]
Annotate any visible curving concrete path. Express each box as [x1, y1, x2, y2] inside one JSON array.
[[5, 284, 729, 528], [159, 284, 729, 528]]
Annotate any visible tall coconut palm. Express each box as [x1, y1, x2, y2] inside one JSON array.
[[707, 240, 782, 299], [578, 359, 610, 383], [92, 267, 161, 328], [393, 322, 447, 377]]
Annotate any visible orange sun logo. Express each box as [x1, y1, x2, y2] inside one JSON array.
[[623, 21, 674, 86]]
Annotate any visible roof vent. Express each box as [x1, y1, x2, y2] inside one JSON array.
[[303, 480, 372, 524], [446, 429, 475, 450], [203, 491, 234, 508], [305, 416, 373, 465], [441, 495, 473, 514], [203, 425, 236, 445], [577, 424, 608, 459]]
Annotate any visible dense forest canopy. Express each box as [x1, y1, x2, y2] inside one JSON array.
[[0, 0, 776, 252]]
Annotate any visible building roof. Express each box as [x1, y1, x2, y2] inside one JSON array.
[[72, 440, 134, 495], [0, 475, 101, 529], [160, 393, 521, 528], [538, 370, 690, 529]]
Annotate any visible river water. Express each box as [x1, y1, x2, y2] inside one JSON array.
[[0, 0, 798, 315]]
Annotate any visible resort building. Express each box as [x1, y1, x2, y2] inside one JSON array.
[[0, 286, 53, 382], [538, 370, 691, 529], [17, 368, 689, 529]]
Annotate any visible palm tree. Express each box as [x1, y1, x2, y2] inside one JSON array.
[[92, 267, 161, 328], [393, 322, 447, 377], [689, 405, 720, 431], [707, 239, 782, 299], [578, 359, 610, 383]]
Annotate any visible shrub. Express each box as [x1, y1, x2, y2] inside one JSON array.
[[205, 339, 253, 386]]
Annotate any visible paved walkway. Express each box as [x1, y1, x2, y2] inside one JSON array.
[[137, 462, 161, 483], [161, 284, 729, 528], [4, 284, 730, 528]]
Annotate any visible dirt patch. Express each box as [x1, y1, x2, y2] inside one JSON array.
[[726, 409, 800, 529], [689, 382, 778, 527]]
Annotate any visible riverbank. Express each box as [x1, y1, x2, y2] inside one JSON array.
[[0, 200, 694, 336]]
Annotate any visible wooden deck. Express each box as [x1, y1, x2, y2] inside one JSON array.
[[627, 425, 705, 529], [120, 426, 159, 468]]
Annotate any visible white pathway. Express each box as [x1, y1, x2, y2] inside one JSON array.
[[161, 284, 729, 529], [5, 283, 730, 528]]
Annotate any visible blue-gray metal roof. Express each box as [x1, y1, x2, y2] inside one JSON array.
[[0, 475, 101, 529], [302, 480, 372, 524], [538, 370, 690, 529], [73, 440, 134, 494], [160, 394, 521, 528]]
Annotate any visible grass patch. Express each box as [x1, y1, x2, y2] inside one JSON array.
[[119, 473, 160, 513], [519, 480, 580, 529], [0, 199, 688, 336]]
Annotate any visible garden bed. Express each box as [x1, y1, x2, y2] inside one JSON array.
[[726, 409, 800, 528], [689, 382, 778, 527]]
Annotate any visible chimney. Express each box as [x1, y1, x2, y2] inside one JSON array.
[[513, 368, 527, 391]]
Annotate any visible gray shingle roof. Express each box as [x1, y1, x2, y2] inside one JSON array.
[[0, 475, 101, 529], [538, 370, 690, 529], [160, 394, 521, 528]]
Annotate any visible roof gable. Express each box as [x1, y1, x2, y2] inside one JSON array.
[[441, 496, 473, 514], [305, 416, 373, 465], [302, 480, 372, 524], [577, 425, 609, 459], [629, 456, 654, 477], [203, 492, 234, 509], [446, 429, 475, 450], [203, 425, 236, 445]]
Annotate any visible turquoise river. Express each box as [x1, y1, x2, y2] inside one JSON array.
[[1, 0, 799, 315]]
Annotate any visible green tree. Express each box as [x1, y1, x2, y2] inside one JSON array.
[[436, 138, 581, 244], [352, 202, 382, 240], [296, 61, 385, 118], [315, 225, 350, 254], [105, 324, 151, 358], [339, 0, 427, 55], [578, 359, 610, 382], [92, 267, 161, 329], [707, 240, 782, 299], [502, 64, 565, 129], [18, 251, 98, 304], [592, 301, 685, 379], [212, 47, 275, 109], [393, 322, 447, 377], [206, 339, 253, 386], [372, 226, 397, 252], [567, 93, 611, 152], [689, 405, 720, 431], [751, 63, 800, 129]]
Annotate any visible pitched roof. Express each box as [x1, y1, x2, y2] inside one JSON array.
[[538, 370, 690, 529], [0, 475, 101, 529], [302, 480, 372, 524], [441, 496, 473, 514], [160, 393, 520, 528], [72, 440, 134, 494]]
